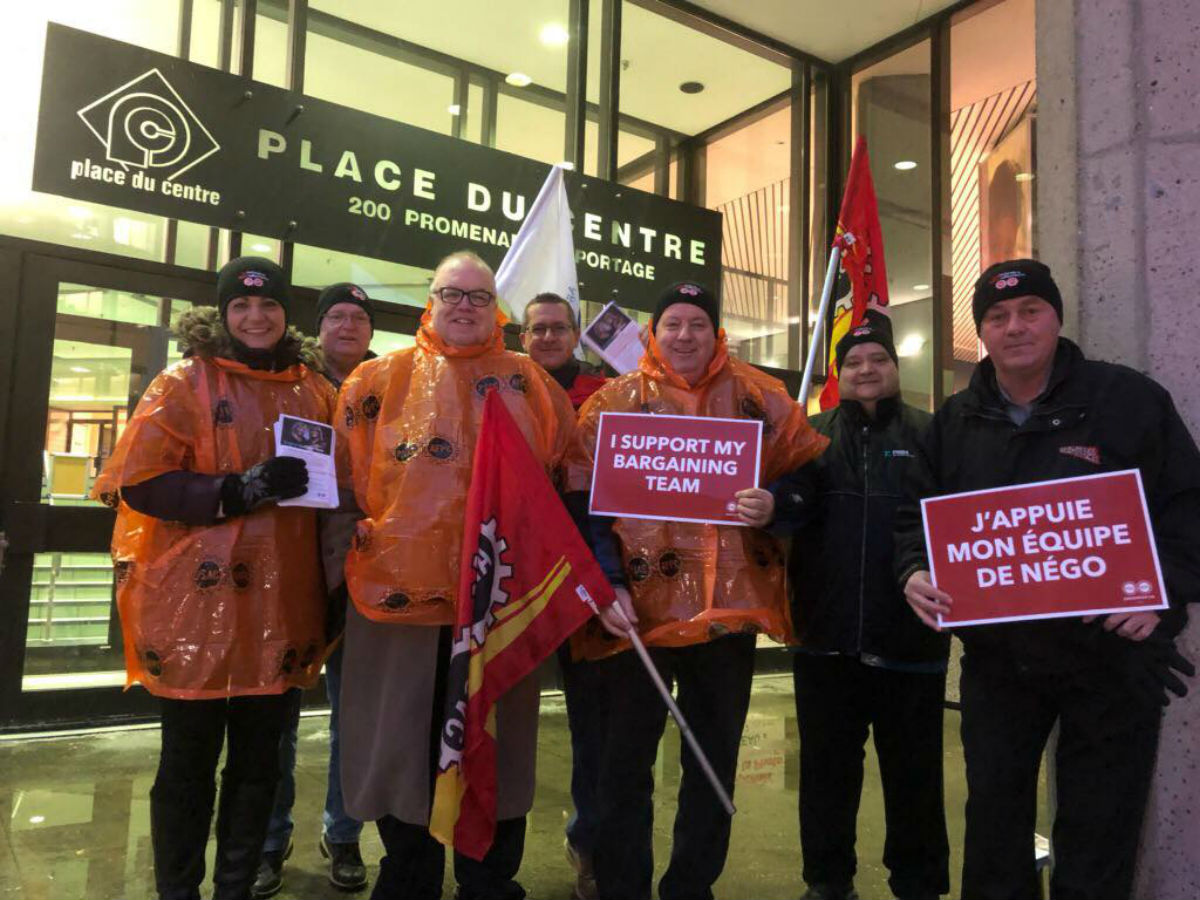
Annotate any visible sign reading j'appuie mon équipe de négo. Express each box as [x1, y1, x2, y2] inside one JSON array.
[[922, 469, 1169, 628], [590, 412, 763, 527], [31, 24, 722, 311]]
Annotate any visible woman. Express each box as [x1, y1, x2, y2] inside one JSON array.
[[93, 256, 336, 900]]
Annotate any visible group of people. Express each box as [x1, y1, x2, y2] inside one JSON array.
[[93, 250, 1200, 900]]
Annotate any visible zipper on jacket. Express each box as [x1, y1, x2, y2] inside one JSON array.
[[856, 423, 870, 655]]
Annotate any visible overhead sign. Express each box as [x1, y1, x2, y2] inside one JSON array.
[[922, 470, 1168, 627], [589, 412, 762, 526], [32, 24, 723, 311]]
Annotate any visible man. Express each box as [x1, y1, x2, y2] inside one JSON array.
[[255, 283, 377, 898], [770, 310, 948, 900], [566, 282, 828, 900], [334, 252, 576, 900], [897, 259, 1200, 900], [518, 290, 606, 899], [520, 292, 606, 410]]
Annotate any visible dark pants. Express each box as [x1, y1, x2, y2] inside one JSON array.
[[793, 653, 950, 899], [592, 634, 756, 900], [373, 815, 526, 900], [959, 649, 1162, 900], [370, 625, 526, 900], [151, 692, 296, 900], [559, 642, 608, 856]]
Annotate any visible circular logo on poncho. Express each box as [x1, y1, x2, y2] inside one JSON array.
[[508, 373, 528, 394], [740, 622, 761, 635], [195, 560, 222, 589], [279, 647, 298, 674], [142, 648, 164, 677], [427, 437, 456, 461], [115, 560, 133, 586], [708, 622, 731, 639], [382, 592, 410, 610], [360, 394, 381, 420], [213, 398, 234, 426], [475, 375, 501, 397], [300, 642, 318, 668], [394, 441, 420, 463], [100, 490, 119, 509], [231, 562, 252, 589], [344, 405, 358, 429], [658, 551, 682, 578], [628, 557, 652, 582]]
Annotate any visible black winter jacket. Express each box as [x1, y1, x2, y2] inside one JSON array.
[[771, 396, 948, 667], [893, 338, 1200, 670]]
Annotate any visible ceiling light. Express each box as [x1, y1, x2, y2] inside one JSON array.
[[897, 333, 927, 358], [912, 283, 930, 291], [505, 72, 533, 87], [1015, 172, 1035, 182], [539, 23, 570, 47], [679, 81, 705, 94], [29, 816, 45, 825], [70, 366, 91, 373], [447, 104, 461, 116], [249, 242, 271, 252], [893, 160, 918, 171], [787, 315, 801, 325]]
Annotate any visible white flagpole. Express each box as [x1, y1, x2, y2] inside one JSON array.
[[797, 244, 843, 404]]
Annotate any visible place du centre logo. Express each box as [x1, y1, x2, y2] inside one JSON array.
[[71, 68, 222, 205]]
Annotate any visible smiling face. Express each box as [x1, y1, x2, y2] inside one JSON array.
[[225, 295, 286, 349], [838, 342, 900, 404], [429, 257, 497, 347], [979, 294, 1060, 380], [521, 300, 579, 371], [654, 302, 716, 384]]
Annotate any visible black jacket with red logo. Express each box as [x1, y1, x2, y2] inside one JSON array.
[[893, 338, 1200, 668]]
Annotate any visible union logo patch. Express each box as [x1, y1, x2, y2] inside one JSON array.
[[1059, 445, 1101, 465]]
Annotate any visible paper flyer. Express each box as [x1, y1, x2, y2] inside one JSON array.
[[273, 414, 338, 509]]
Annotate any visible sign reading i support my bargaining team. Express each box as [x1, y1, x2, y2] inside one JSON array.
[[589, 412, 763, 526], [922, 470, 1168, 627]]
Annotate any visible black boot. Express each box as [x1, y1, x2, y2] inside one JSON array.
[[212, 768, 280, 900]]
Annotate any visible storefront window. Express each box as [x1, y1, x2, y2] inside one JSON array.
[[292, 246, 432, 309], [852, 40, 934, 409], [950, 0, 1036, 390]]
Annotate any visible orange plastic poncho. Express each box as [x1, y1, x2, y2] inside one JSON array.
[[565, 330, 829, 658], [93, 353, 337, 700], [335, 306, 576, 625]]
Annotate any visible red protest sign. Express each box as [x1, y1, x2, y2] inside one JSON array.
[[923, 470, 1168, 627], [589, 412, 763, 526]]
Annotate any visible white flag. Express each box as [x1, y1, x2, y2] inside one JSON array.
[[495, 164, 579, 324]]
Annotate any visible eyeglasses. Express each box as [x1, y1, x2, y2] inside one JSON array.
[[525, 324, 574, 339], [324, 312, 372, 327], [432, 286, 495, 308]]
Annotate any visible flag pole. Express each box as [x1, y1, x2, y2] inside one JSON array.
[[585, 601, 736, 815], [797, 244, 842, 404]]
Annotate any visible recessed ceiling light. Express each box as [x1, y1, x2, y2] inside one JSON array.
[[539, 23, 570, 47], [505, 72, 533, 87], [679, 81, 705, 94], [1015, 172, 1035, 182], [29, 816, 45, 825], [448, 104, 461, 116], [894, 160, 918, 171], [250, 242, 271, 252], [912, 283, 930, 291], [70, 366, 91, 373]]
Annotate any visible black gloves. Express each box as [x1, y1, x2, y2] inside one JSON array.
[[1117, 631, 1196, 707], [219, 457, 308, 518]]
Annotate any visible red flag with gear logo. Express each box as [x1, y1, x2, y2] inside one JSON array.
[[429, 390, 615, 860], [820, 135, 891, 410]]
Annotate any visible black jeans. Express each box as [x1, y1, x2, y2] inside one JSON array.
[[959, 649, 1162, 900], [592, 634, 756, 900], [792, 653, 950, 898], [559, 643, 608, 856], [370, 626, 526, 900], [151, 692, 296, 900]]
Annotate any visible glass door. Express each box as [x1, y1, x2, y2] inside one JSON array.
[[0, 255, 214, 728]]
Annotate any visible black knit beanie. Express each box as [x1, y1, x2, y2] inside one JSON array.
[[836, 308, 899, 371], [651, 282, 719, 332], [216, 256, 290, 323], [316, 282, 375, 332], [972, 259, 1062, 332]]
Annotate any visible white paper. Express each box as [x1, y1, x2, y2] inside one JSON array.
[[581, 301, 644, 375], [274, 414, 338, 509]]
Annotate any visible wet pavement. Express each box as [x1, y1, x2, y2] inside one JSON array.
[[0, 673, 1048, 899]]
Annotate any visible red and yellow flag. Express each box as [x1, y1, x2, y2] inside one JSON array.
[[819, 135, 890, 410], [429, 390, 614, 860]]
